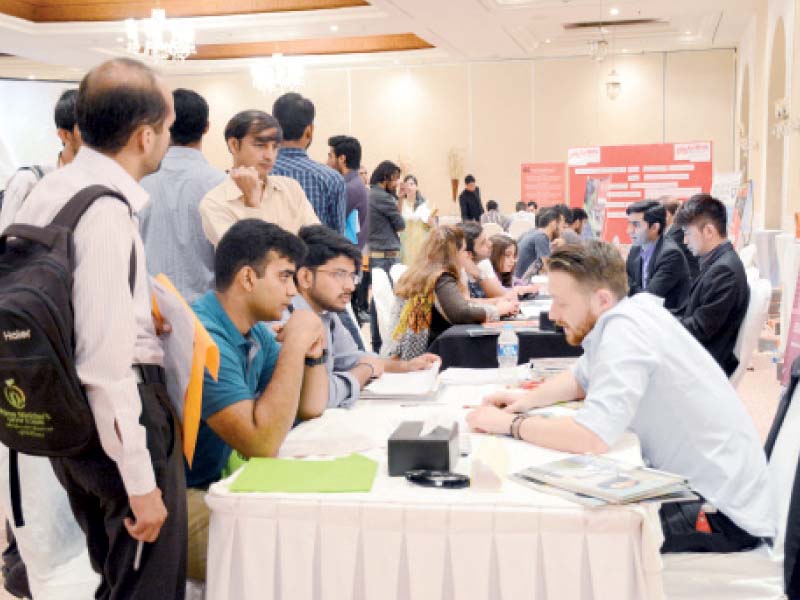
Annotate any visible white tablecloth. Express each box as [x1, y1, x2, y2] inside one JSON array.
[[205, 386, 665, 600]]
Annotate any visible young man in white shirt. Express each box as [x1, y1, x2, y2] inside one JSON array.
[[467, 241, 774, 553], [0, 88, 82, 233], [14, 58, 187, 598]]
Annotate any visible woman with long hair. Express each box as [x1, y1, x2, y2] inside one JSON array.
[[399, 174, 437, 266], [489, 234, 539, 297], [385, 226, 517, 359]]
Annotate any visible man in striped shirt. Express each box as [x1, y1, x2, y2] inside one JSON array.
[[272, 93, 347, 234]]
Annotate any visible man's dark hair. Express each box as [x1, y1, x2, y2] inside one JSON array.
[[370, 160, 401, 186], [674, 193, 727, 237], [328, 135, 361, 170], [215, 219, 306, 292], [626, 199, 667, 235], [537, 207, 559, 229], [298, 225, 362, 272], [487, 200, 499, 211], [272, 92, 315, 141], [662, 199, 682, 216], [54, 89, 78, 131], [464, 174, 476, 184], [515, 201, 526, 212], [553, 203, 573, 224], [170, 88, 209, 146], [77, 58, 168, 153], [527, 201, 538, 210], [457, 221, 482, 255], [571, 207, 588, 222], [549, 241, 628, 300], [224, 110, 282, 143]]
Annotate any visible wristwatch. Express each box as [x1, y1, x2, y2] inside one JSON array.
[[304, 349, 328, 367]]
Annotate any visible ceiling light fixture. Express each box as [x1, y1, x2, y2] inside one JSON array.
[[684, 30, 692, 35], [125, 8, 196, 62], [545, 38, 551, 44], [589, 39, 609, 61], [250, 53, 305, 95], [610, 7, 619, 16], [330, 24, 339, 32], [606, 69, 621, 100]]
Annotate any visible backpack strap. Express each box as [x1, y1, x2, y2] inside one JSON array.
[[8, 450, 23, 528], [51, 185, 137, 294]]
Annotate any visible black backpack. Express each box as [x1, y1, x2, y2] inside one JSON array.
[[0, 185, 134, 525], [0, 165, 46, 213]]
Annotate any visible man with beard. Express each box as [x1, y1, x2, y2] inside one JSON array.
[[467, 241, 774, 554], [293, 225, 438, 408]]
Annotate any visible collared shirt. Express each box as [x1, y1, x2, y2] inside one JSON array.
[[0, 163, 56, 233], [510, 211, 536, 224], [344, 170, 369, 249], [14, 146, 163, 495], [291, 294, 371, 409], [368, 185, 405, 251], [639, 240, 656, 289], [514, 228, 551, 278], [139, 146, 225, 303], [188, 291, 281, 488], [480, 209, 510, 230], [199, 174, 319, 245], [272, 147, 346, 234], [572, 294, 774, 537]]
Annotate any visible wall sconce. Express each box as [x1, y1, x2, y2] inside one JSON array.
[[606, 69, 622, 100], [772, 97, 800, 137], [737, 122, 758, 157]]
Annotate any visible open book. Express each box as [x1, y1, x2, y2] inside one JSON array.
[[360, 361, 441, 400], [511, 455, 692, 506]]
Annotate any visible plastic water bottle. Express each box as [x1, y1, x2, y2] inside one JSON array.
[[497, 324, 519, 381]]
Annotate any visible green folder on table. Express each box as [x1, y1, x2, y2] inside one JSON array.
[[230, 453, 379, 493]]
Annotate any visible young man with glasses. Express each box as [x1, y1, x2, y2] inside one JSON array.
[[294, 226, 438, 408]]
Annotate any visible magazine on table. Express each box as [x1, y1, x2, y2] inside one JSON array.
[[510, 454, 693, 506]]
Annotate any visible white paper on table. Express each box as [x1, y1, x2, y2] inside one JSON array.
[[419, 412, 458, 437], [439, 366, 529, 386], [520, 299, 552, 318], [150, 277, 195, 421], [278, 409, 380, 457], [363, 361, 440, 396]]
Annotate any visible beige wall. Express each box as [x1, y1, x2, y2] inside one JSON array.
[[168, 48, 735, 217]]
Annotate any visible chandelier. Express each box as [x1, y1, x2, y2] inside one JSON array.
[[589, 39, 609, 62], [250, 54, 305, 94], [125, 8, 196, 62]]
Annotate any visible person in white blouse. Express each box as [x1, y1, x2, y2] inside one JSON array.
[[13, 58, 187, 598], [399, 174, 436, 266]]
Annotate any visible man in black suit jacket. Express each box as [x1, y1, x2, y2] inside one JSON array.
[[625, 200, 690, 310], [458, 174, 484, 222], [663, 198, 700, 278], [673, 194, 749, 377]]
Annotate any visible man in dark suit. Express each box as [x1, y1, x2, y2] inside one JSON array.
[[458, 174, 484, 222], [663, 198, 700, 279], [625, 200, 690, 310], [673, 194, 749, 377]]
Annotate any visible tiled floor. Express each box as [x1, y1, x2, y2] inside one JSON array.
[[0, 349, 782, 599]]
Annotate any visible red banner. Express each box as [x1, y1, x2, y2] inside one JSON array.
[[521, 162, 566, 207], [567, 143, 713, 242]]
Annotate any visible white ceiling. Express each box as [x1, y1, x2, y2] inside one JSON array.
[[0, 0, 756, 80]]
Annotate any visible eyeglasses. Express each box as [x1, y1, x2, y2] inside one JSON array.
[[315, 269, 361, 284]]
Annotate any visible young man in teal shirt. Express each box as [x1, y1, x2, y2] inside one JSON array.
[[186, 219, 328, 580]]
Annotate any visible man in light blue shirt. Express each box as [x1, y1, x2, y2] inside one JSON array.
[[140, 88, 225, 302], [293, 225, 439, 408], [468, 241, 774, 553]]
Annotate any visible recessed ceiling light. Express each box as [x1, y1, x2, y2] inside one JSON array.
[[393, 59, 400, 65], [116, 36, 123, 43], [330, 24, 339, 32], [27, 74, 36, 80], [621, 48, 628, 53], [610, 7, 619, 16], [684, 30, 692, 35], [545, 38, 551, 44]]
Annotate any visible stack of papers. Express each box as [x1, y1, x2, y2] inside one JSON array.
[[231, 453, 378, 493], [361, 362, 440, 400], [510, 455, 695, 507]]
